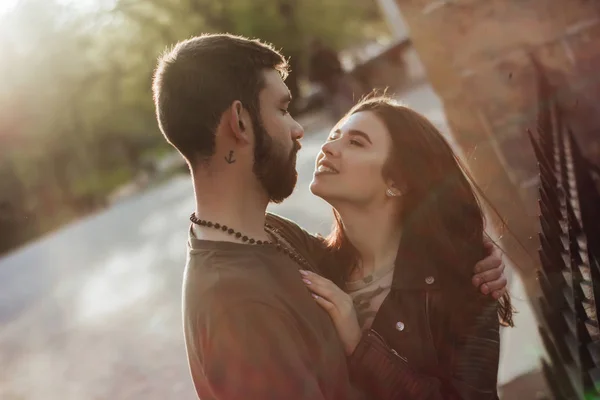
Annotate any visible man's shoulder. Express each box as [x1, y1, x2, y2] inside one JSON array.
[[266, 212, 324, 246], [205, 274, 272, 303], [266, 212, 330, 271], [265, 212, 303, 233], [185, 267, 279, 318]]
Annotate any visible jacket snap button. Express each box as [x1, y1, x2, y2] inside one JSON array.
[[425, 276, 435, 285], [395, 321, 405, 331]]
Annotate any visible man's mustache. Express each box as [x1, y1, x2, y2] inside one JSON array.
[[292, 140, 302, 154]]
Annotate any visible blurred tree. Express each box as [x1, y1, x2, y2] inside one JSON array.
[[0, 0, 387, 254]]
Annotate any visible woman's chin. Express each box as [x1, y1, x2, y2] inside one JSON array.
[[309, 179, 320, 195], [309, 180, 336, 204], [309, 179, 327, 197]]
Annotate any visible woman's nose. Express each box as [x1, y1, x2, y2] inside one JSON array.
[[321, 139, 340, 157]]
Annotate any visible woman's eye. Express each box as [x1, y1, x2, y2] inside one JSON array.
[[350, 139, 363, 146]]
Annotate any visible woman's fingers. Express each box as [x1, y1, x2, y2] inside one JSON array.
[[300, 270, 337, 298], [474, 254, 502, 275], [299, 269, 330, 284], [472, 263, 503, 287], [473, 259, 505, 288], [483, 275, 508, 293], [303, 277, 333, 299], [311, 292, 335, 312]]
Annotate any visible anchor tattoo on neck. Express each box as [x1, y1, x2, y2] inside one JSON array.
[[224, 150, 236, 164]]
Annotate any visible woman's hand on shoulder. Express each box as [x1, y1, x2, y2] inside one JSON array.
[[472, 237, 508, 299], [299, 270, 361, 356]]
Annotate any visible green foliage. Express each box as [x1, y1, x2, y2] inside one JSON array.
[[0, 0, 388, 252]]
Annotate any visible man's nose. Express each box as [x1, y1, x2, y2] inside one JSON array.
[[291, 119, 304, 141]]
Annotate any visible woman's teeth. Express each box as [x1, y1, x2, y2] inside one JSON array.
[[317, 165, 338, 173]]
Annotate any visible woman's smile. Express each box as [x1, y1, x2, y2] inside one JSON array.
[[315, 159, 339, 176]]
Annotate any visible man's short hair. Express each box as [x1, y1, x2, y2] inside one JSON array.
[[152, 34, 289, 162]]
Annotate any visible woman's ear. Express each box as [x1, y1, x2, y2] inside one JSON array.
[[385, 180, 407, 197]]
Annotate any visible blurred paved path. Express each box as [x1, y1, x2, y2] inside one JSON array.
[[0, 83, 545, 399]]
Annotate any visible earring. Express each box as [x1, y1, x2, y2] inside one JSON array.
[[386, 188, 399, 197]]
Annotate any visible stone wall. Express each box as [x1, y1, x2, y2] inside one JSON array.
[[395, 0, 600, 286]]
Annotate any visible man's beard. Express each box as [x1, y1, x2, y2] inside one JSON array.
[[252, 118, 300, 204]]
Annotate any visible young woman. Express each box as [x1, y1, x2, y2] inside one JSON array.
[[300, 96, 513, 399]]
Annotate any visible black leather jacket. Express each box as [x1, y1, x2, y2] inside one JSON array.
[[345, 235, 501, 399], [268, 213, 501, 400]]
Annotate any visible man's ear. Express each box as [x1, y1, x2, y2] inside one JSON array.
[[228, 100, 252, 144]]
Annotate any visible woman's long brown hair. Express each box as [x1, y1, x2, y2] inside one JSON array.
[[324, 95, 513, 326]]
